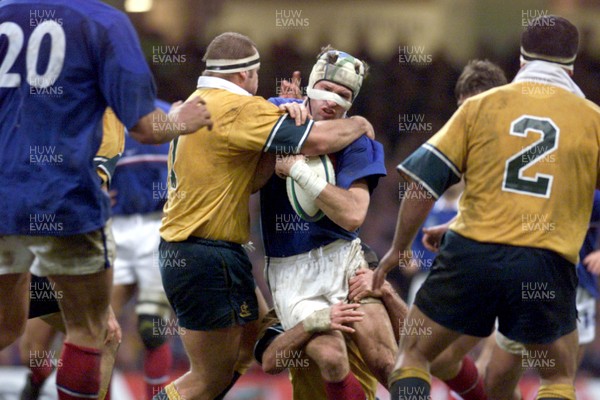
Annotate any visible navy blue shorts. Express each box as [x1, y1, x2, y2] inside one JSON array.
[[415, 230, 577, 344], [28, 275, 61, 319], [159, 237, 258, 331]]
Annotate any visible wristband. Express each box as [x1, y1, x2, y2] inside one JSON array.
[[289, 160, 328, 200], [302, 308, 331, 333]]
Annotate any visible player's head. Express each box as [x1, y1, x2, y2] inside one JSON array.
[[307, 45, 368, 121], [520, 15, 579, 74], [455, 60, 507, 106], [203, 32, 260, 95], [360, 243, 379, 269]]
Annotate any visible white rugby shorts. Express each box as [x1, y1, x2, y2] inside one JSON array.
[[266, 238, 364, 330]]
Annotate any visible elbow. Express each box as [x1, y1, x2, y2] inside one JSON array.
[[262, 358, 279, 375], [339, 214, 364, 232]]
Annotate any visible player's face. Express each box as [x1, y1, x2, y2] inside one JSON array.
[[309, 80, 352, 121]]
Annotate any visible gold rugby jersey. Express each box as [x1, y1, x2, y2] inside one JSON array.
[[95, 108, 125, 187], [160, 78, 314, 244], [399, 81, 600, 264]]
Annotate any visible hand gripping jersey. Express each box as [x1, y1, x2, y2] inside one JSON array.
[[400, 79, 600, 264], [0, 0, 156, 235]]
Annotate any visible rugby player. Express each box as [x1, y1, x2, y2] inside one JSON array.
[[155, 32, 375, 400], [254, 244, 406, 400], [264, 46, 394, 399], [109, 100, 174, 400], [0, 1, 211, 398], [374, 15, 600, 400]]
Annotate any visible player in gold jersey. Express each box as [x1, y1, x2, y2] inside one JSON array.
[[155, 32, 374, 400], [374, 16, 600, 400]]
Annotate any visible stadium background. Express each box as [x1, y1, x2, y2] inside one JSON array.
[[2, 0, 600, 398]]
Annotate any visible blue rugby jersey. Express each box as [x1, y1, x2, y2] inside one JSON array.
[[577, 190, 600, 298], [261, 97, 386, 257], [0, 0, 156, 235], [112, 101, 170, 216]]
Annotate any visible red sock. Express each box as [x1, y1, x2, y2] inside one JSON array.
[[144, 343, 172, 400], [324, 372, 365, 400], [444, 357, 488, 400], [30, 360, 53, 386], [56, 342, 101, 400]]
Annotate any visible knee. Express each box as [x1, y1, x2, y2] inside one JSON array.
[[138, 314, 168, 349], [314, 341, 348, 381]]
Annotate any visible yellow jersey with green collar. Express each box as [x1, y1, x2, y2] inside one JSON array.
[[160, 77, 314, 244], [399, 77, 600, 264]]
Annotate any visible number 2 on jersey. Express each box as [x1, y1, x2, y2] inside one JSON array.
[[0, 21, 65, 88], [502, 115, 559, 198]]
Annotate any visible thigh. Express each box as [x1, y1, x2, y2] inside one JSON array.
[[49, 269, 112, 347], [396, 305, 462, 370], [351, 302, 398, 384], [483, 338, 523, 400], [177, 325, 244, 398]]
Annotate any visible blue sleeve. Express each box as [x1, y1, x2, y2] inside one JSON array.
[[96, 13, 156, 130], [267, 97, 304, 106], [336, 136, 386, 192]]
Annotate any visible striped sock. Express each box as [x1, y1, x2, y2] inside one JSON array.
[[389, 367, 431, 400], [536, 384, 575, 400], [144, 343, 172, 400], [56, 342, 101, 400], [151, 383, 183, 400]]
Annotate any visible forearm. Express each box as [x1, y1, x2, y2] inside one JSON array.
[[315, 182, 369, 231], [390, 185, 436, 256], [301, 118, 367, 156], [380, 283, 408, 342], [129, 109, 180, 144], [262, 325, 313, 374]]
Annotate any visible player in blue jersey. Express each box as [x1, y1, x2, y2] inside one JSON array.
[[0, 1, 211, 399], [262, 46, 395, 399], [109, 100, 173, 400]]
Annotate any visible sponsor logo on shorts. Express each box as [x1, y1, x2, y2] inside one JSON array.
[[239, 301, 252, 318]]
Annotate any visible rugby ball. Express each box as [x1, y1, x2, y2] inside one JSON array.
[[286, 155, 336, 222]]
